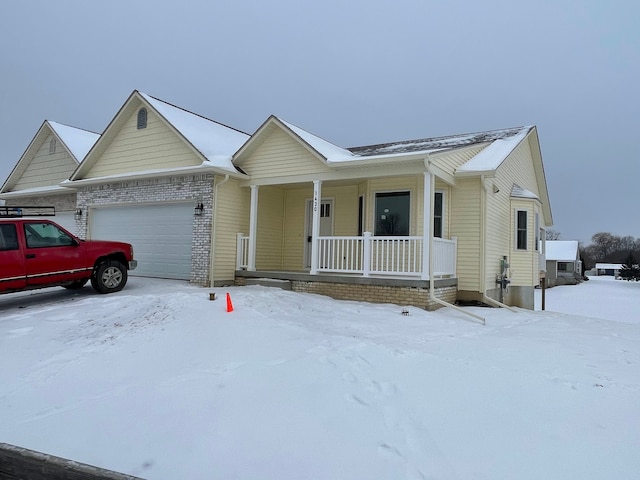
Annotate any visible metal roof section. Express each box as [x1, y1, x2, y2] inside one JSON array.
[[511, 183, 540, 200]]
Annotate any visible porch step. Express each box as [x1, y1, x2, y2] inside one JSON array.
[[245, 278, 292, 290]]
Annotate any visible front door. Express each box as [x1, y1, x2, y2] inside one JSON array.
[[304, 199, 333, 268]]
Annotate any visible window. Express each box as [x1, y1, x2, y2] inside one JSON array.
[[137, 108, 147, 129], [434, 191, 444, 238], [375, 191, 410, 236], [358, 195, 364, 236], [516, 210, 527, 250], [0, 224, 18, 251], [534, 212, 540, 251], [558, 262, 571, 272], [49, 138, 56, 154], [320, 203, 331, 218], [24, 222, 74, 248]]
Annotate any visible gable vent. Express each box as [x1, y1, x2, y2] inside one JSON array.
[[49, 138, 56, 154], [137, 108, 147, 129]]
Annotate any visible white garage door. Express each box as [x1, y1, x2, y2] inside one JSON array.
[[91, 203, 194, 280], [54, 212, 77, 235]]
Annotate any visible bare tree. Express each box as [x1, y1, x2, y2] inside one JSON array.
[[545, 230, 562, 240]]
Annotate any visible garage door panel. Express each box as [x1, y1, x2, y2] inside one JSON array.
[[91, 203, 193, 280]]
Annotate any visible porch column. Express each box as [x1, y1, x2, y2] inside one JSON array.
[[309, 180, 322, 275], [248, 184, 258, 272], [421, 172, 433, 280]]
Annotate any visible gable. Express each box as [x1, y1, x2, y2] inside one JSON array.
[[82, 104, 202, 179], [239, 127, 334, 181], [11, 133, 78, 191]]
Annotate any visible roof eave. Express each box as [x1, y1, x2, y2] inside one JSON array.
[[64, 163, 247, 187]]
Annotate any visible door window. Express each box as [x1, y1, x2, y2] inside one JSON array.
[[0, 224, 19, 250], [24, 222, 74, 248]]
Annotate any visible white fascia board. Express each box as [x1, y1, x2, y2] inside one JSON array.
[[0, 185, 77, 198], [62, 163, 247, 187]]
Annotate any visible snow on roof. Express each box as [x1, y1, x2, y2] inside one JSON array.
[[456, 128, 530, 174], [279, 119, 354, 161], [48, 121, 100, 162], [348, 126, 529, 159], [511, 184, 539, 200], [140, 93, 250, 171], [546, 241, 579, 261]]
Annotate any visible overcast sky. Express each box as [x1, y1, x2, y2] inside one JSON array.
[[1, 0, 638, 244]]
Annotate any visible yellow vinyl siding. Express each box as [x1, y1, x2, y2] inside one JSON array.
[[282, 188, 308, 270], [212, 179, 250, 283], [240, 129, 333, 180], [85, 108, 201, 178], [434, 144, 486, 176], [280, 184, 360, 270], [485, 137, 542, 288], [450, 177, 481, 291], [13, 134, 77, 190], [367, 177, 421, 234], [255, 186, 285, 270]]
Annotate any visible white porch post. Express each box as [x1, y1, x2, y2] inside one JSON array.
[[309, 180, 322, 275], [248, 184, 258, 272], [421, 172, 433, 280]]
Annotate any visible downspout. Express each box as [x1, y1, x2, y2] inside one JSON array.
[[481, 176, 518, 312], [425, 157, 485, 325], [209, 174, 230, 287]]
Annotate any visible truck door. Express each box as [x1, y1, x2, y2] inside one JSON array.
[[0, 223, 26, 291], [22, 221, 88, 287]]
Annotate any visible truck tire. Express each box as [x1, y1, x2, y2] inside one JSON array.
[[91, 260, 128, 294]]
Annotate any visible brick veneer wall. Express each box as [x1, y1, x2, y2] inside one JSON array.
[[235, 275, 457, 311], [4, 192, 77, 212], [76, 174, 214, 286], [0, 443, 145, 480], [291, 281, 457, 311]]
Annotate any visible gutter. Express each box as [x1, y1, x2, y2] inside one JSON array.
[[209, 174, 230, 286], [425, 157, 485, 325], [481, 176, 518, 313]]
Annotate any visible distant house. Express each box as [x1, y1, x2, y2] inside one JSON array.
[[545, 240, 582, 286], [0, 121, 99, 233], [595, 263, 623, 277]]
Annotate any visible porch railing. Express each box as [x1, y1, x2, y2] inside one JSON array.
[[237, 232, 457, 278], [236, 233, 250, 270]]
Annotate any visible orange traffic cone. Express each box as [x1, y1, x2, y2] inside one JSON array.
[[226, 292, 234, 313]]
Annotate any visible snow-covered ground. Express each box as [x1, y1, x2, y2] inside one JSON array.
[[1, 276, 638, 479]]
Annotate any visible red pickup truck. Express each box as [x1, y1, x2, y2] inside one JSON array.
[[0, 215, 137, 295]]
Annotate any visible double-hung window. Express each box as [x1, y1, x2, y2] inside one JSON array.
[[434, 191, 444, 238], [516, 210, 528, 250]]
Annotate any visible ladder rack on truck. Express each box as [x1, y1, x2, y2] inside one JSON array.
[[0, 206, 56, 217]]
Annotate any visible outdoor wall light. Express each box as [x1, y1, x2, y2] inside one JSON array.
[[74, 208, 83, 216], [194, 202, 204, 216]]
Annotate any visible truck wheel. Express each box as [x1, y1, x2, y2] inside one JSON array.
[[91, 260, 128, 294], [63, 279, 88, 290]]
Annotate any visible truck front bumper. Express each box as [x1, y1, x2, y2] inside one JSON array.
[[129, 260, 138, 270]]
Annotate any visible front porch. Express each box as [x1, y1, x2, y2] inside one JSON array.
[[231, 170, 459, 309], [237, 233, 457, 279]]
